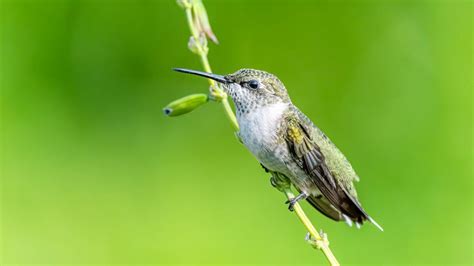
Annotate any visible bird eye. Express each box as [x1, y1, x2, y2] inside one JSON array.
[[248, 80, 259, 89]]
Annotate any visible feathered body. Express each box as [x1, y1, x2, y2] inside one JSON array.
[[238, 102, 366, 223], [174, 68, 382, 230]]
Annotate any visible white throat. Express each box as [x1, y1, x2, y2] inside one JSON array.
[[237, 102, 289, 159]]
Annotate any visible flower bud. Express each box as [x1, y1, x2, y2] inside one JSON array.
[[193, 0, 219, 44], [163, 93, 208, 117]]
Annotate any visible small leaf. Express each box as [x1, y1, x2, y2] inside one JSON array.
[[163, 93, 208, 117]]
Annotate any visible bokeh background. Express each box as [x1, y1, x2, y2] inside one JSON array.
[[1, 0, 472, 265]]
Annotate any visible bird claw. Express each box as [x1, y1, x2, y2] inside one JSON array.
[[305, 230, 329, 250], [285, 198, 297, 211], [285, 192, 308, 211]]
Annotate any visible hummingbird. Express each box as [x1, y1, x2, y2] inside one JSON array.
[[174, 68, 383, 231]]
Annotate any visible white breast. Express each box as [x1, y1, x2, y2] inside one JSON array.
[[238, 102, 289, 171]]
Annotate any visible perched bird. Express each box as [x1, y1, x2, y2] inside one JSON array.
[[174, 68, 383, 231]]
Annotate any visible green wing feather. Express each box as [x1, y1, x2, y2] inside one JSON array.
[[284, 111, 369, 223]]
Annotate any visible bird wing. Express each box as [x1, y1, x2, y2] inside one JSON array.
[[284, 113, 369, 223]]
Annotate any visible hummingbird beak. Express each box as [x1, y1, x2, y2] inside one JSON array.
[[173, 68, 229, 84]]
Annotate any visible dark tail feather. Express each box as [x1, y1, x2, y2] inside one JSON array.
[[337, 185, 371, 224]]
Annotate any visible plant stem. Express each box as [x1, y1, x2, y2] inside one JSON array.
[[183, 1, 239, 131], [284, 189, 340, 266], [179, 1, 339, 265], [185, 8, 213, 75]]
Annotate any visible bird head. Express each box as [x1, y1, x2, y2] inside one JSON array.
[[174, 68, 291, 115]]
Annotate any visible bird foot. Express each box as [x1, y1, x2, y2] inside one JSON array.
[[305, 230, 329, 250], [285, 192, 308, 211]]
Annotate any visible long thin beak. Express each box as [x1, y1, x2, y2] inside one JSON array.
[[173, 68, 229, 84]]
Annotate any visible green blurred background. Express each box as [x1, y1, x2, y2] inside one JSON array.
[[1, 0, 472, 265]]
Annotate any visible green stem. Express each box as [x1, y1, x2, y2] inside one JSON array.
[[221, 97, 239, 131], [179, 1, 338, 265], [186, 7, 214, 78], [184, 2, 238, 130], [284, 189, 340, 266]]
